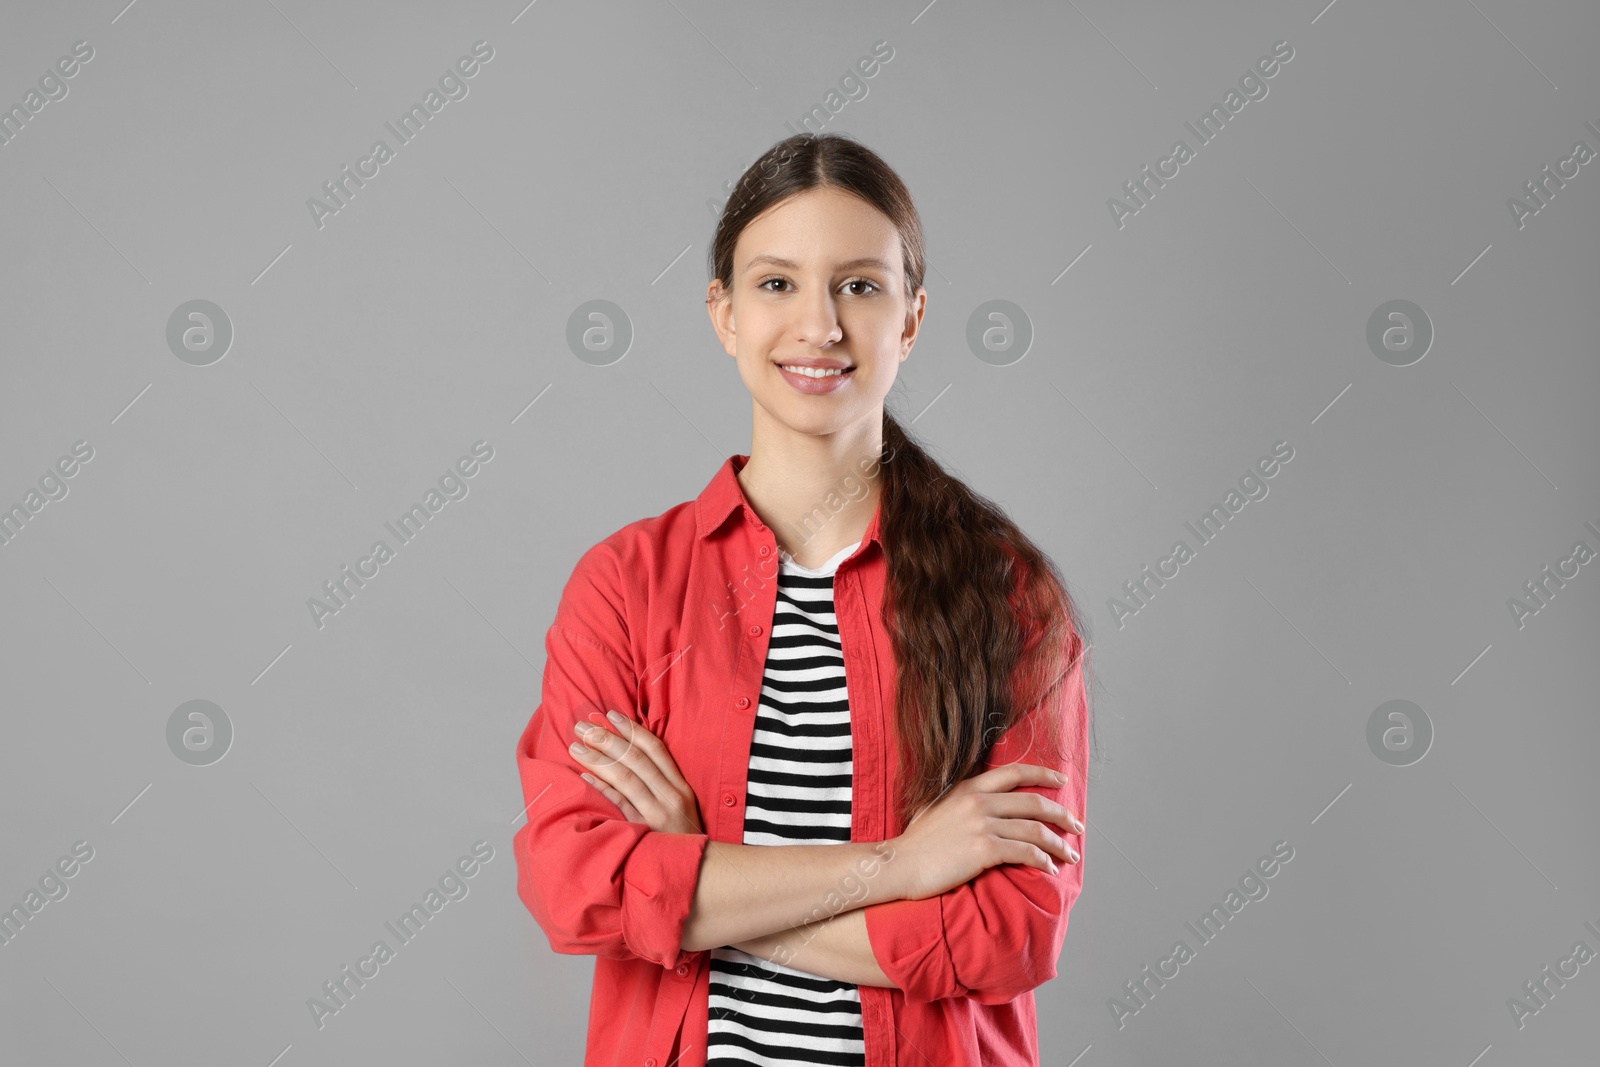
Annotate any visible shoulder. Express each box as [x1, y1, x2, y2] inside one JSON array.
[[547, 497, 699, 672], [1001, 541, 1083, 657], [560, 497, 699, 608]]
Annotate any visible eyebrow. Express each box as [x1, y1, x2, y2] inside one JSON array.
[[743, 254, 896, 277]]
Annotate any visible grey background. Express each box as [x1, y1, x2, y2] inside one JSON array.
[[2, 0, 1597, 1064]]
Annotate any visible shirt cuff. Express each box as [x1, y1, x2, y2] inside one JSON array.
[[621, 830, 711, 971], [863, 893, 960, 1003]]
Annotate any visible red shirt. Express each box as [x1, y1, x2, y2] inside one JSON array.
[[513, 453, 1089, 1067]]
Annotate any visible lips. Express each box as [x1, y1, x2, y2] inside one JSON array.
[[774, 357, 853, 372], [775, 362, 855, 393], [777, 364, 853, 378]]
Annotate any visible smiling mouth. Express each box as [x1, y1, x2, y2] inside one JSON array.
[[776, 364, 854, 379]]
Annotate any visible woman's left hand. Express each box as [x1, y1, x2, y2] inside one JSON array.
[[571, 711, 704, 835]]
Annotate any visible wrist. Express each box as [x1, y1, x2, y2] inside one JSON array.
[[857, 838, 907, 906]]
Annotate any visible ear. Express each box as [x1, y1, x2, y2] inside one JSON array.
[[706, 281, 737, 358], [900, 286, 927, 356]]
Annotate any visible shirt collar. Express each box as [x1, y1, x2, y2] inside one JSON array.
[[695, 453, 884, 550]]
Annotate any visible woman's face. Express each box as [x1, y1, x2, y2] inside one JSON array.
[[708, 186, 926, 440]]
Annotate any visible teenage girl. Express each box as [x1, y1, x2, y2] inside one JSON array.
[[516, 132, 1094, 1067]]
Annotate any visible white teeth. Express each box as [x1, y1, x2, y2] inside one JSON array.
[[781, 365, 849, 378]]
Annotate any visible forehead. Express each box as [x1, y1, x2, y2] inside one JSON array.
[[735, 187, 901, 273]]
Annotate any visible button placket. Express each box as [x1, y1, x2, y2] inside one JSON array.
[[712, 517, 776, 845]]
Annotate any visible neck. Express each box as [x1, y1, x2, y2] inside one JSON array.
[[737, 412, 884, 562]]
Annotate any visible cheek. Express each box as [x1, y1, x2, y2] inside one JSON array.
[[735, 356, 768, 396], [861, 357, 900, 396]]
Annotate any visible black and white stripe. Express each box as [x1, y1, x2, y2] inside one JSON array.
[[707, 541, 865, 1067]]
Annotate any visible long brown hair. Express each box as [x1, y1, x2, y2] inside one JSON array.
[[708, 132, 1097, 826]]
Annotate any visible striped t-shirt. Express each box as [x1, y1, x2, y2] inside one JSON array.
[[706, 538, 866, 1067]]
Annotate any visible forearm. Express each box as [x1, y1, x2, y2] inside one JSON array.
[[732, 907, 896, 987], [680, 839, 901, 952]]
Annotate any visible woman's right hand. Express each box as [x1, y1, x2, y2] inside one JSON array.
[[887, 763, 1084, 902]]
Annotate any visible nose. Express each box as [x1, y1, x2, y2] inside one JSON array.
[[794, 286, 843, 348]]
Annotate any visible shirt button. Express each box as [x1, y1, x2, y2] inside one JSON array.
[[758, 545, 771, 556], [722, 791, 737, 807], [748, 624, 762, 636], [675, 962, 690, 976], [735, 696, 750, 709], [645, 1059, 657, 1067]]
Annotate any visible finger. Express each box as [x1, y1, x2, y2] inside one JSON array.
[[993, 818, 1079, 863], [985, 791, 1085, 835], [579, 771, 646, 823], [597, 711, 694, 794], [578, 770, 617, 804], [992, 835, 1059, 875], [969, 761, 1067, 795], [571, 737, 656, 819], [576, 723, 656, 796], [612, 791, 646, 824], [574, 722, 673, 798], [575, 731, 699, 833], [580, 718, 700, 828]]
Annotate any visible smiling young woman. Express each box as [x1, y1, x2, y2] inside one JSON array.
[[513, 132, 1096, 1067]]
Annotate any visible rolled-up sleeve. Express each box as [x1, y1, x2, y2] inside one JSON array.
[[512, 544, 710, 970], [865, 628, 1090, 1005]]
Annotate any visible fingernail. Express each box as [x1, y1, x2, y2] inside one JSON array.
[[1067, 848, 1080, 863], [574, 722, 596, 737], [569, 741, 587, 755], [1048, 860, 1059, 874], [606, 710, 626, 725], [1052, 770, 1067, 784]]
